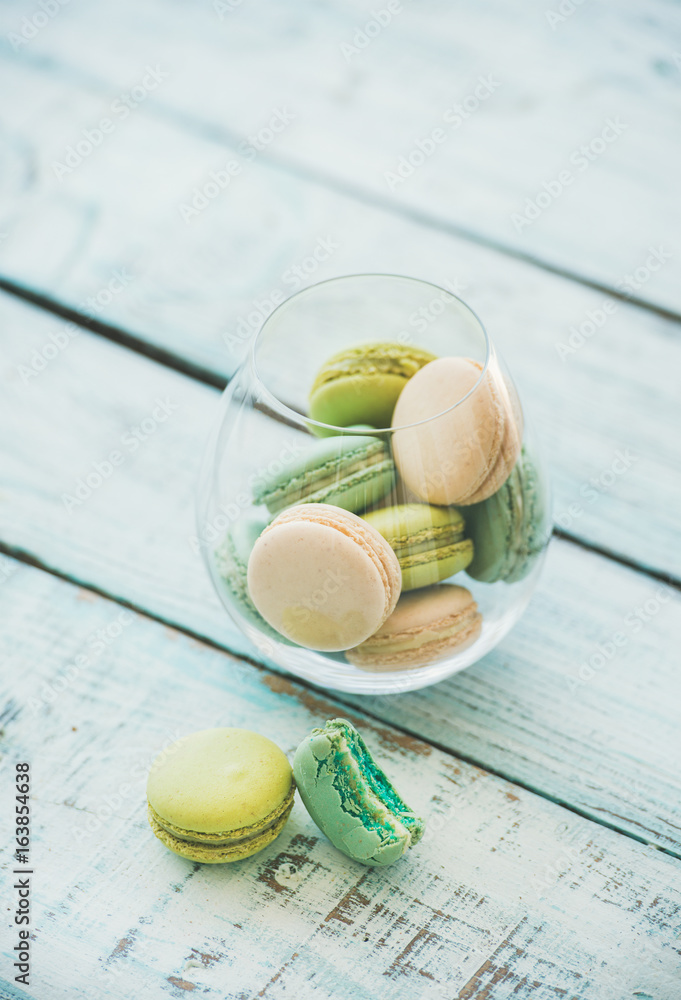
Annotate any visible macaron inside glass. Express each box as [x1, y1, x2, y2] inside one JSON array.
[[465, 447, 550, 584], [362, 503, 473, 590], [147, 728, 295, 863], [346, 584, 482, 670], [293, 718, 424, 866], [309, 342, 436, 431], [392, 357, 523, 506], [251, 433, 395, 516], [247, 503, 401, 651]]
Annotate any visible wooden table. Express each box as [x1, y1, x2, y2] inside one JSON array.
[[1, 2, 680, 997]]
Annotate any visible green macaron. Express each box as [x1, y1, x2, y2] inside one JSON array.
[[147, 728, 295, 863], [214, 512, 289, 641], [309, 342, 436, 431], [362, 503, 473, 590], [293, 718, 425, 866], [465, 447, 550, 583], [252, 433, 395, 516]]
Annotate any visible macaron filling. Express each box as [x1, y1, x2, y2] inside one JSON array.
[[148, 786, 295, 848], [298, 719, 424, 860], [356, 609, 480, 656], [399, 540, 473, 571], [258, 450, 392, 513]]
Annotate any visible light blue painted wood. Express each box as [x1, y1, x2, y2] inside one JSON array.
[[1, 561, 680, 1000], [0, 293, 680, 855], [0, 60, 678, 579], [0, 0, 679, 313]]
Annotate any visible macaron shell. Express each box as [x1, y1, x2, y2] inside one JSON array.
[[147, 790, 294, 863], [464, 477, 520, 582], [392, 358, 505, 505], [400, 539, 474, 590], [506, 452, 550, 582], [309, 342, 436, 432], [252, 435, 395, 515], [293, 719, 424, 866], [309, 372, 409, 429], [363, 502, 473, 591], [347, 584, 482, 670], [465, 448, 548, 583], [247, 504, 401, 651], [460, 375, 523, 505], [146, 728, 293, 835]]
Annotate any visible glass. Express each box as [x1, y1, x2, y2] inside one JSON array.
[[197, 274, 551, 694]]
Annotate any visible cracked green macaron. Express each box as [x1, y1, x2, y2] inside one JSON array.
[[293, 718, 425, 866], [147, 728, 295, 863], [309, 342, 436, 430], [362, 503, 473, 590]]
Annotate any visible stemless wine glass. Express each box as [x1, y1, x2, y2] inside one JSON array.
[[197, 274, 551, 694]]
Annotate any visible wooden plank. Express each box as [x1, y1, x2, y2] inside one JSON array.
[[0, 63, 679, 580], [1, 293, 681, 854], [0, 0, 679, 313], [1, 560, 680, 1000]]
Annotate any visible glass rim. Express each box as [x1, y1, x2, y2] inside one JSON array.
[[249, 273, 492, 434]]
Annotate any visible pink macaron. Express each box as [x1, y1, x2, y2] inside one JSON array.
[[391, 357, 522, 506], [247, 503, 401, 651]]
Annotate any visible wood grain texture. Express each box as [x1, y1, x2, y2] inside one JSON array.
[[1, 293, 680, 854], [0, 0, 679, 313], [0, 49, 679, 578], [1, 191, 680, 593], [1, 561, 680, 1000]]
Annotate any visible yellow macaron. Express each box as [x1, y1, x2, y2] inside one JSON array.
[[147, 728, 294, 863]]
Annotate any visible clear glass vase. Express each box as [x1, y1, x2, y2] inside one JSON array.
[[197, 275, 551, 694]]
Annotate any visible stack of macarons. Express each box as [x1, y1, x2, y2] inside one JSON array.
[[215, 340, 548, 671]]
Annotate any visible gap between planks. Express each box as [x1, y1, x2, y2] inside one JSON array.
[[3, 537, 681, 865], [3, 45, 681, 329]]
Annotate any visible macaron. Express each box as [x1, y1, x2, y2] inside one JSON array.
[[252, 433, 395, 516], [309, 342, 436, 430], [247, 503, 401, 651], [214, 513, 279, 632], [293, 718, 425, 866], [147, 728, 295, 863], [465, 447, 550, 583], [346, 584, 482, 670], [362, 503, 473, 590], [392, 357, 522, 506]]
